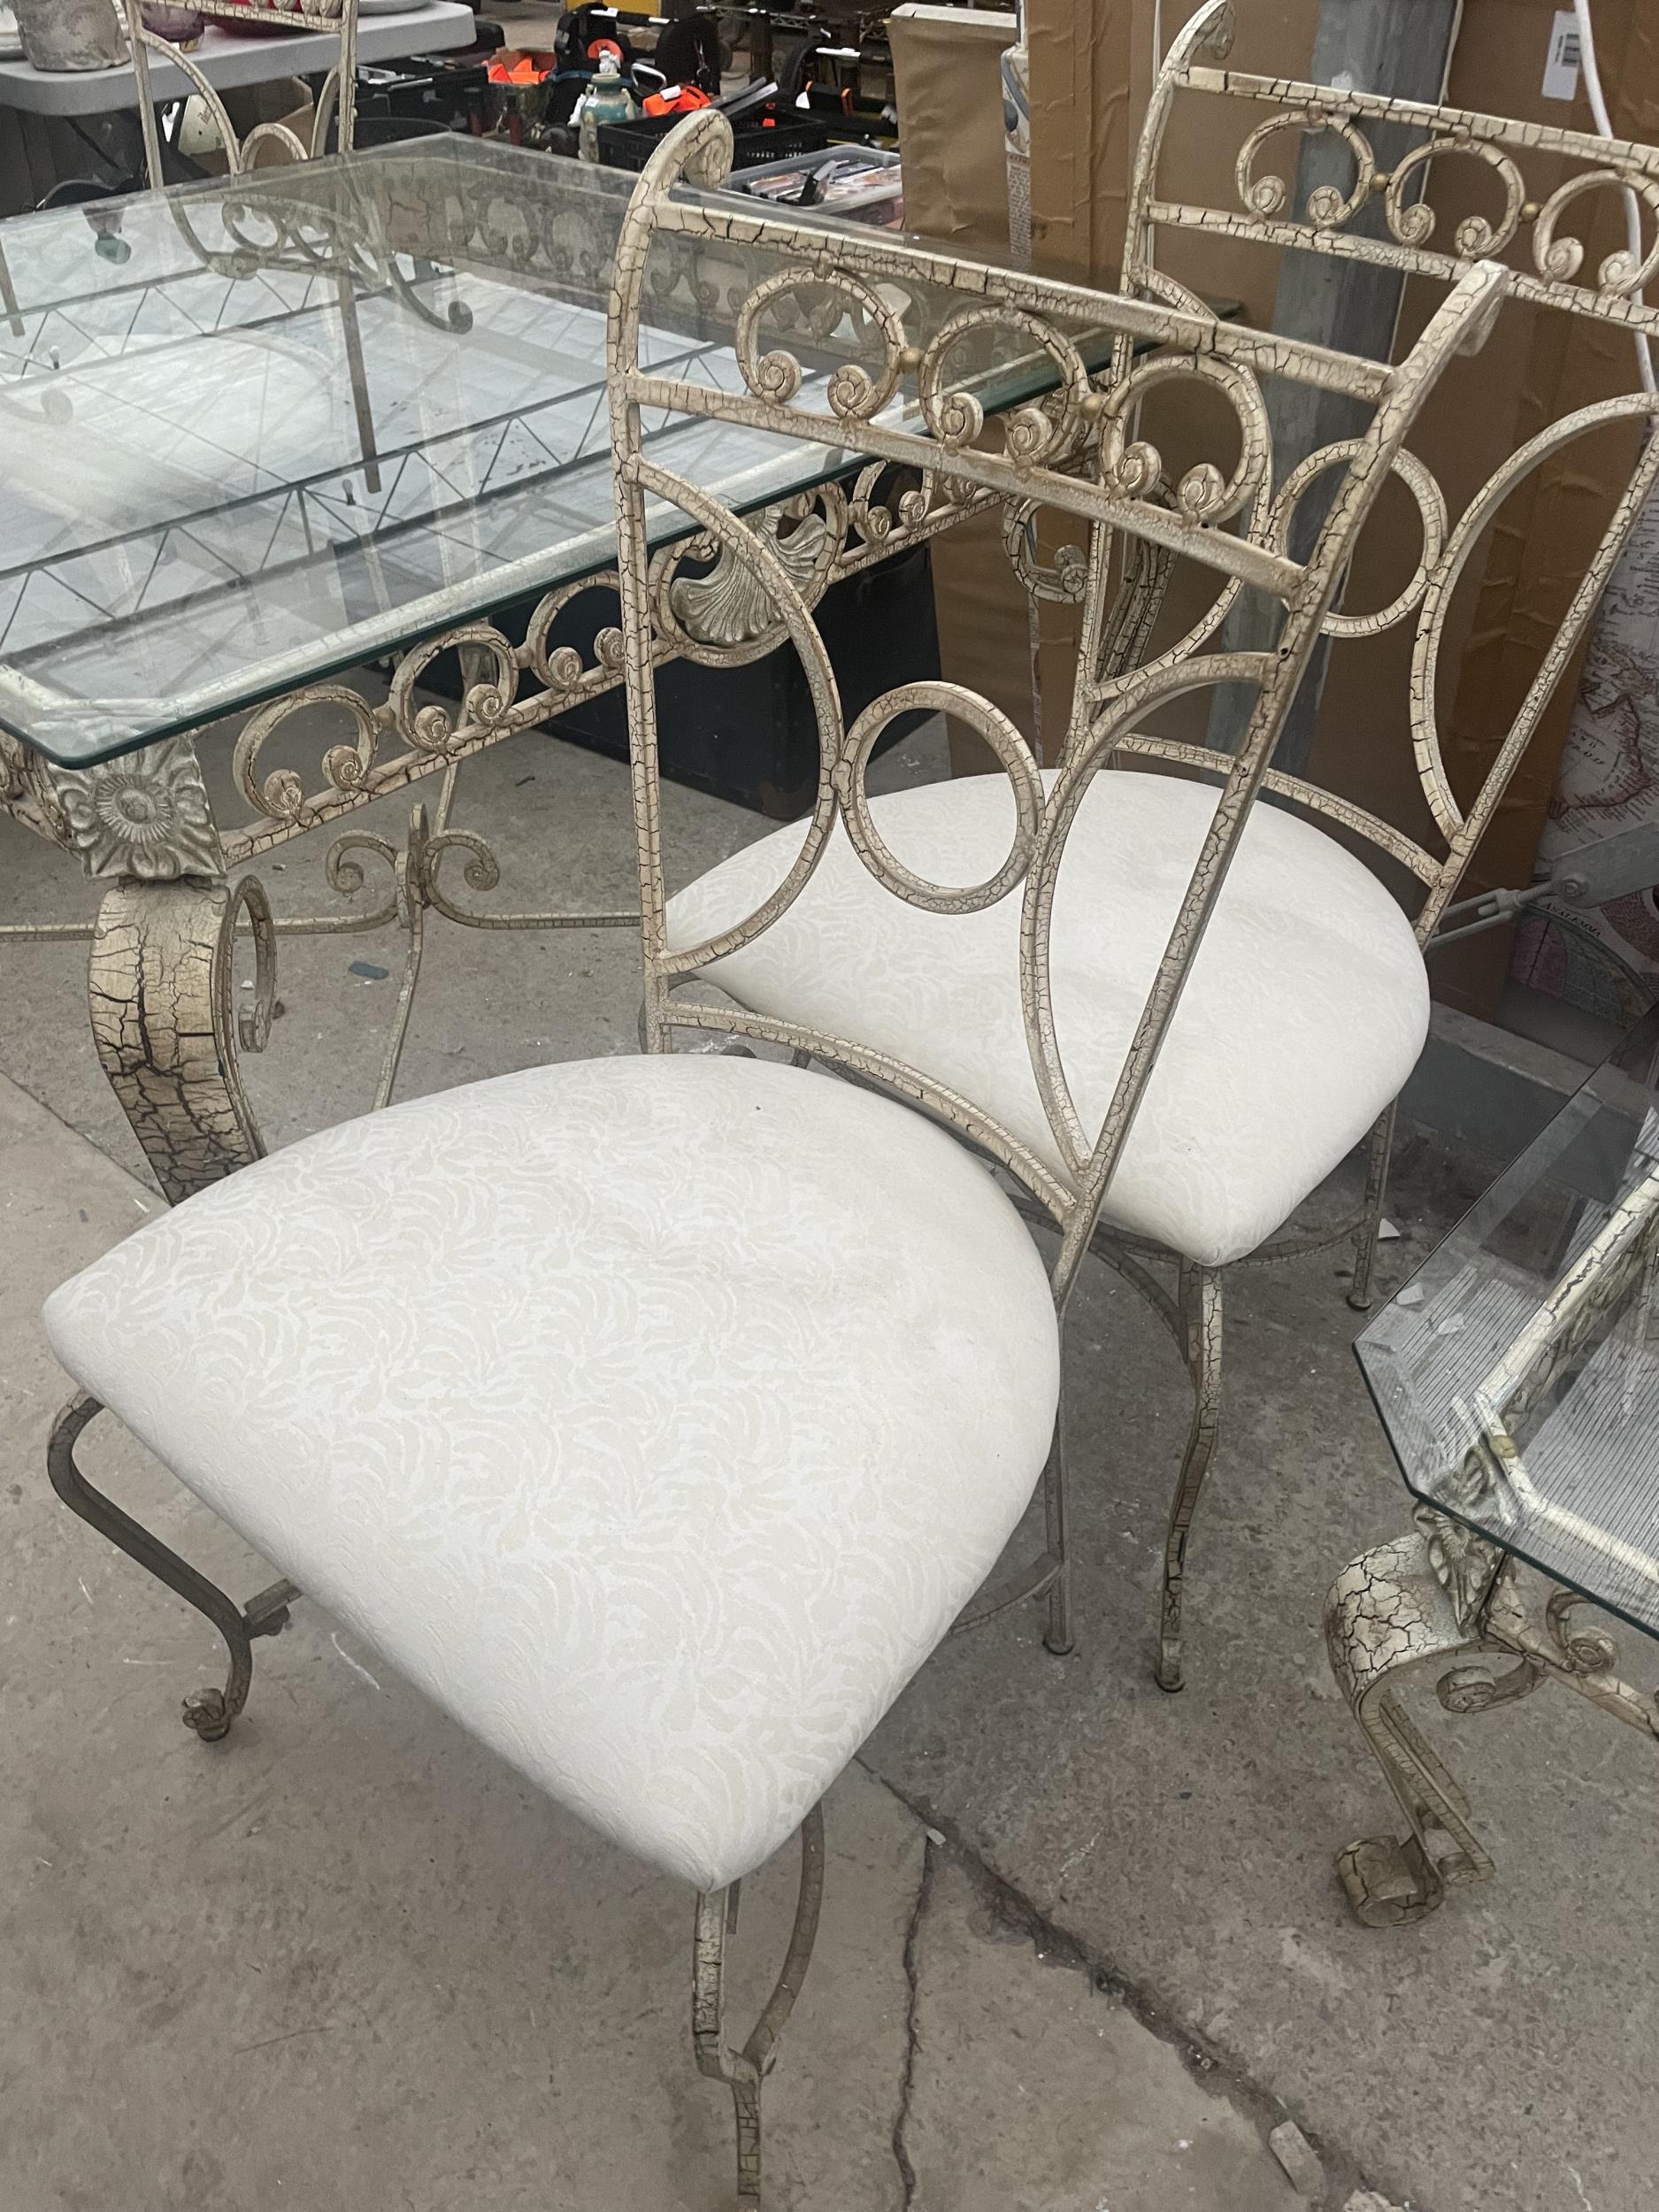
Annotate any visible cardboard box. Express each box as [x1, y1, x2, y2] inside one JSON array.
[[889, 5, 1018, 250]]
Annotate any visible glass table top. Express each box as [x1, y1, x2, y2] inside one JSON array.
[[0, 137, 1110, 770], [1356, 1005, 1659, 1641]]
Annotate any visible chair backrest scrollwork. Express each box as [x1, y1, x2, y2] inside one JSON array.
[[123, 0, 360, 190], [606, 109, 1506, 1301], [1120, 0, 1659, 947]]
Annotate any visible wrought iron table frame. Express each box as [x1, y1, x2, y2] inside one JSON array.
[[0, 174, 1007, 1207], [1327, 1071, 1659, 1927]]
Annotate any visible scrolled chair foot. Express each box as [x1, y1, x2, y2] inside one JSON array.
[[47, 1393, 299, 1745], [182, 1685, 236, 1744]]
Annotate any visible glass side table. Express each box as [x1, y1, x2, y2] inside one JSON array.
[[1326, 1005, 1659, 1926]]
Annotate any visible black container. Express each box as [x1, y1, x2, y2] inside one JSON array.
[[425, 540, 939, 818], [597, 104, 829, 173], [354, 54, 491, 138]]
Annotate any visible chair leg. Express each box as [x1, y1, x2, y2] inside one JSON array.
[[1348, 1103, 1397, 1313], [693, 1805, 826, 2208], [47, 1393, 298, 1743], [1156, 1263, 1223, 1694], [1041, 1402, 1073, 1656]]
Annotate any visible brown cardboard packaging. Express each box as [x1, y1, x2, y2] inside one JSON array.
[[889, 5, 1019, 250], [889, 5, 1044, 759]]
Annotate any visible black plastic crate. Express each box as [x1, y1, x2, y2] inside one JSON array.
[[597, 107, 829, 173]]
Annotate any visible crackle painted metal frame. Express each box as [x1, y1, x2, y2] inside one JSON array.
[[1102, 0, 1659, 1700], [599, 109, 1504, 2199], [1326, 1150, 1659, 1924], [28, 102, 1504, 2208], [121, 0, 361, 186]]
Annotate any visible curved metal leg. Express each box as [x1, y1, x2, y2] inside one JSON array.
[[1348, 1103, 1397, 1313], [1156, 1263, 1223, 1693], [47, 1393, 297, 1743], [1325, 1527, 1512, 1926], [88, 872, 274, 1206], [694, 1805, 826, 2208]]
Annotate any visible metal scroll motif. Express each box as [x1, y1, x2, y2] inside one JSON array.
[[1002, 501, 1088, 604], [200, 467, 986, 864], [1327, 1165, 1659, 1924], [608, 108, 1508, 1307], [1235, 106, 1378, 228], [651, 488, 849, 665], [1326, 1521, 1659, 1927], [1141, 0, 1659, 327], [1122, 0, 1659, 952]]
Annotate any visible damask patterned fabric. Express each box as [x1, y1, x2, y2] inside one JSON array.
[[44, 1056, 1060, 1893], [667, 769, 1431, 1268]]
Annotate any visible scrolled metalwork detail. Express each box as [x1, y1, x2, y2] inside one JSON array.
[[1435, 1656, 1545, 1714], [234, 684, 385, 827], [1094, 348, 1270, 526], [326, 826, 403, 931], [1545, 1588, 1624, 1680], [226, 872, 278, 1055], [523, 573, 627, 698], [733, 265, 907, 421], [420, 823, 507, 929], [1384, 137, 1525, 257], [1234, 107, 1376, 229], [1002, 499, 1088, 603], [388, 622, 519, 756], [835, 680, 1044, 916], [918, 306, 1091, 466], [1532, 168, 1659, 294]]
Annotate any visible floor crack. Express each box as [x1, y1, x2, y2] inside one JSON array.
[[859, 1762, 1379, 2212], [891, 1831, 936, 2210]]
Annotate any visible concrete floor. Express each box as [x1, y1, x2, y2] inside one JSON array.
[[2, 716, 1653, 2211]]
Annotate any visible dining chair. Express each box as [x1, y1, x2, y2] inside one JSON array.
[[1091, 0, 1659, 1687], [122, 0, 360, 188], [40, 111, 1499, 2208], [669, 0, 1659, 1696]]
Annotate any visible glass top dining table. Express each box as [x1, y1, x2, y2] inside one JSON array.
[[0, 136, 1068, 771]]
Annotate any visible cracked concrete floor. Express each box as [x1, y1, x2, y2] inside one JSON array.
[[4, 718, 1655, 2212]]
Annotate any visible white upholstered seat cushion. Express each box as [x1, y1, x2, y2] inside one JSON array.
[[43, 1055, 1059, 1893], [666, 770, 1431, 1269]]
